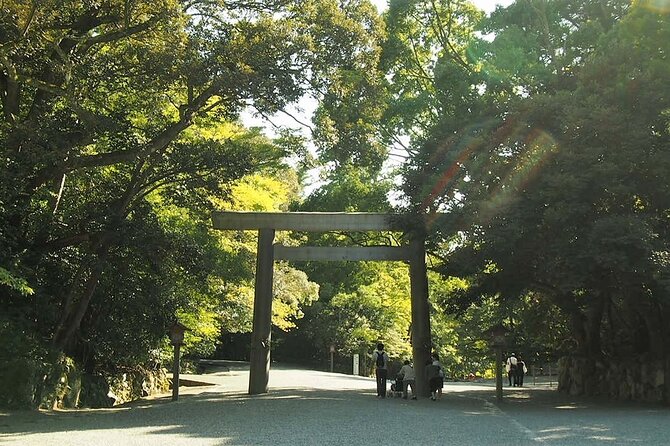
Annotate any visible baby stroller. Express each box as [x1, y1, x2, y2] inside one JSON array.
[[389, 374, 404, 397]]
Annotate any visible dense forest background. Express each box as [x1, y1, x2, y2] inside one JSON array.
[[1, 0, 668, 408]]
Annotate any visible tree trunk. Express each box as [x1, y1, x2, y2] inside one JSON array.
[[549, 292, 588, 354], [53, 237, 111, 351], [637, 295, 665, 359], [584, 293, 605, 358]]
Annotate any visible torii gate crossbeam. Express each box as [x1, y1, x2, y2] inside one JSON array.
[[212, 211, 432, 398]]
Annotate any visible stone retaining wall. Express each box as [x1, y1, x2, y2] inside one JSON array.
[[0, 355, 170, 409], [558, 356, 669, 404], [77, 367, 170, 408]]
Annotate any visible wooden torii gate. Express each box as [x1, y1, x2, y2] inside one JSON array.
[[212, 211, 433, 397]]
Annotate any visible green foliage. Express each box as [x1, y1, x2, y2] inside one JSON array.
[[300, 164, 393, 212], [273, 264, 320, 331], [0, 316, 51, 408], [301, 261, 412, 358], [0, 267, 33, 295], [0, 0, 379, 408], [397, 1, 670, 368], [2, 0, 666, 407], [0, 358, 43, 409], [302, 0, 388, 170], [380, 0, 483, 144]]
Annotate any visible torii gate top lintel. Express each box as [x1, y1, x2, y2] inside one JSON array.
[[212, 211, 411, 232]]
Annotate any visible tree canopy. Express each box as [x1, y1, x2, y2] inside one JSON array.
[[394, 0, 669, 371], [2, 0, 669, 407]]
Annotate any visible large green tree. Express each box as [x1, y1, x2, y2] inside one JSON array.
[[397, 0, 669, 376], [0, 0, 387, 407]]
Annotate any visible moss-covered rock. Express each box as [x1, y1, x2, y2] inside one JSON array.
[[0, 358, 42, 409], [559, 355, 669, 404], [76, 366, 170, 408], [0, 355, 170, 410]]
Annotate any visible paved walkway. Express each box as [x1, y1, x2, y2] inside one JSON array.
[[1, 363, 669, 445]]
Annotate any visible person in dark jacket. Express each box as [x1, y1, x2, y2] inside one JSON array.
[[425, 355, 444, 401], [515, 356, 527, 387], [372, 342, 389, 398]]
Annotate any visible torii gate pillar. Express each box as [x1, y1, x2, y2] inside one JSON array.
[[248, 228, 275, 394], [409, 235, 432, 398]]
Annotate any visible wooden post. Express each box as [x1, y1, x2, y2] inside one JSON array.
[[409, 235, 432, 398], [533, 365, 536, 386], [496, 347, 503, 402], [172, 344, 181, 401], [249, 228, 275, 395]]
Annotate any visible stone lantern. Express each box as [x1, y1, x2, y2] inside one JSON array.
[[485, 324, 509, 401], [168, 321, 189, 401], [169, 321, 188, 346]]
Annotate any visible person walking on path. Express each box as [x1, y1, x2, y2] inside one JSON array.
[[506, 353, 517, 386], [398, 360, 416, 399], [515, 356, 528, 387], [431, 353, 445, 400], [372, 342, 389, 398], [425, 356, 443, 401]]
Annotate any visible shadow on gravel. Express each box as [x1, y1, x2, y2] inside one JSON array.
[[4, 379, 670, 446], [453, 385, 669, 413], [1, 385, 494, 441]]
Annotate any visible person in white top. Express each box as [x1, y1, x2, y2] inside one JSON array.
[[431, 353, 445, 400], [398, 360, 416, 400], [506, 353, 517, 386]]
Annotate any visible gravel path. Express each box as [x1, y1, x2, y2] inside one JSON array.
[[2, 363, 669, 445]]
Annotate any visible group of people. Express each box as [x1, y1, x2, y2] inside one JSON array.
[[371, 342, 444, 401], [371, 343, 530, 399], [505, 352, 528, 387]]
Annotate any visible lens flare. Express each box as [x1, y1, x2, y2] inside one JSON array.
[[635, 0, 670, 14], [417, 116, 559, 231], [480, 128, 558, 222], [419, 118, 499, 213]]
